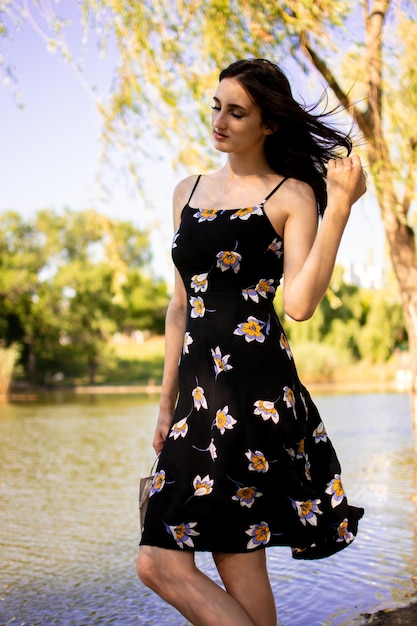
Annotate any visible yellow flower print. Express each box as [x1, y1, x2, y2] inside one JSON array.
[[245, 521, 271, 549], [192, 474, 214, 497], [279, 333, 293, 359], [253, 400, 279, 424], [286, 439, 305, 459], [234, 316, 267, 343], [325, 474, 345, 508], [242, 286, 259, 302], [211, 346, 233, 378], [232, 486, 263, 508], [230, 205, 263, 220], [283, 386, 295, 408], [150, 470, 166, 497], [212, 405, 237, 434], [193, 208, 219, 222], [216, 249, 242, 273], [190, 296, 205, 318], [292, 498, 323, 526], [183, 332, 193, 355], [169, 417, 189, 440], [256, 278, 275, 297], [164, 521, 200, 548], [313, 421, 328, 443], [337, 518, 354, 544], [283, 386, 297, 418], [190, 296, 215, 318], [192, 384, 208, 411], [242, 278, 275, 303], [267, 237, 283, 258], [190, 273, 209, 293], [245, 449, 269, 473]]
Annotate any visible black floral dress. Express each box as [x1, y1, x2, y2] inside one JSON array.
[[140, 176, 364, 559]]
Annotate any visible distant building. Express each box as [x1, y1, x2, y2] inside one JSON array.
[[342, 262, 384, 289]]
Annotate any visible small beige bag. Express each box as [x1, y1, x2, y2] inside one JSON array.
[[139, 458, 159, 531]]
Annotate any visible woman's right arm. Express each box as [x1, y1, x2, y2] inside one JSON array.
[[153, 269, 187, 454], [152, 176, 197, 454]]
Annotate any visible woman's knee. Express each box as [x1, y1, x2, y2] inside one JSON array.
[[136, 546, 161, 589]]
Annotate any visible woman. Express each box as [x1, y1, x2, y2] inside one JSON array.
[[137, 58, 366, 626]]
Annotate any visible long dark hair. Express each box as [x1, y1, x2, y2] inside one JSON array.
[[219, 59, 352, 215]]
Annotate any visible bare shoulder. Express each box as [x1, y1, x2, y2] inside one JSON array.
[[266, 177, 317, 236], [173, 175, 200, 206], [172, 174, 200, 225], [280, 178, 316, 212]]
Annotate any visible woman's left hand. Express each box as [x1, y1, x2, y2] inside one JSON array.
[[326, 155, 367, 209]]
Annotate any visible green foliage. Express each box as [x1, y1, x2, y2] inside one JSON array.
[[0, 209, 170, 385], [98, 338, 165, 385], [290, 341, 352, 383], [1, 0, 414, 387], [279, 265, 407, 382]]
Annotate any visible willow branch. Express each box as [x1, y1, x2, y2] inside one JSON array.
[[302, 42, 372, 138]]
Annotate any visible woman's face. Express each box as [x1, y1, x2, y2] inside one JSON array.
[[211, 78, 271, 155]]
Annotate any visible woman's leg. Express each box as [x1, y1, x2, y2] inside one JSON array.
[[213, 550, 277, 626], [137, 545, 257, 626]]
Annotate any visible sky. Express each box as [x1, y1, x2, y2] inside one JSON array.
[[0, 2, 387, 287]]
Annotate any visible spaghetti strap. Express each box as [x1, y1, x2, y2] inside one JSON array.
[[186, 175, 202, 205], [264, 177, 289, 203]]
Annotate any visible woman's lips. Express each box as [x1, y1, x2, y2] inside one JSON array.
[[213, 130, 228, 140]]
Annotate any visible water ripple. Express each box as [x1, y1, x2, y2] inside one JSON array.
[[0, 392, 415, 625]]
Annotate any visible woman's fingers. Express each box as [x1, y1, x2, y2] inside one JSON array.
[[327, 155, 367, 205]]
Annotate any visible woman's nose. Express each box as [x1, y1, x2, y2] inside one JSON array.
[[213, 109, 226, 128]]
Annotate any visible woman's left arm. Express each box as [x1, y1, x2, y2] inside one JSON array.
[[282, 155, 367, 321]]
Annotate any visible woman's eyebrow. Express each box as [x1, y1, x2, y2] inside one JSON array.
[[212, 96, 249, 112]]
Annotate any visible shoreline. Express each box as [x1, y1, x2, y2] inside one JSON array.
[[361, 601, 417, 625], [8, 379, 409, 400]]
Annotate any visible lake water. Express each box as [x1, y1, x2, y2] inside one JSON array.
[[0, 391, 416, 625]]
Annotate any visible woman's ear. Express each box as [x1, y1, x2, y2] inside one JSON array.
[[264, 122, 278, 135]]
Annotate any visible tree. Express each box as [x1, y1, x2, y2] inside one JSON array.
[[0, 208, 169, 384], [0, 210, 55, 380], [90, 0, 417, 426], [43, 207, 168, 383], [2, 1, 417, 421]]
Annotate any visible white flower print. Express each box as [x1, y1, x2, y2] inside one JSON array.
[[183, 332, 193, 355], [169, 417, 189, 440], [192, 385, 208, 411], [192, 474, 214, 497], [190, 273, 209, 293], [253, 400, 279, 424], [211, 346, 233, 378], [212, 405, 237, 434], [267, 237, 283, 258]]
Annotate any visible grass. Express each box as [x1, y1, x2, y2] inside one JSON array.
[[98, 335, 165, 385], [96, 335, 398, 392]]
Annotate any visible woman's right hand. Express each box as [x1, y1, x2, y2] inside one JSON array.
[[152, 411, 172, 455]]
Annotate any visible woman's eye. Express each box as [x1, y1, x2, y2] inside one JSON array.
[[231, 112, 243, 119], [211, 105, 221, 111]]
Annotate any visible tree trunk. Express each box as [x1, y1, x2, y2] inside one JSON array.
[[305, 0, 417, 429], [88, 358, 97, 385], [375, 186, 417, 440]]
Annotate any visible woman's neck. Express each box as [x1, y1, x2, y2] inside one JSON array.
[[225, 152, 274, 178]]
